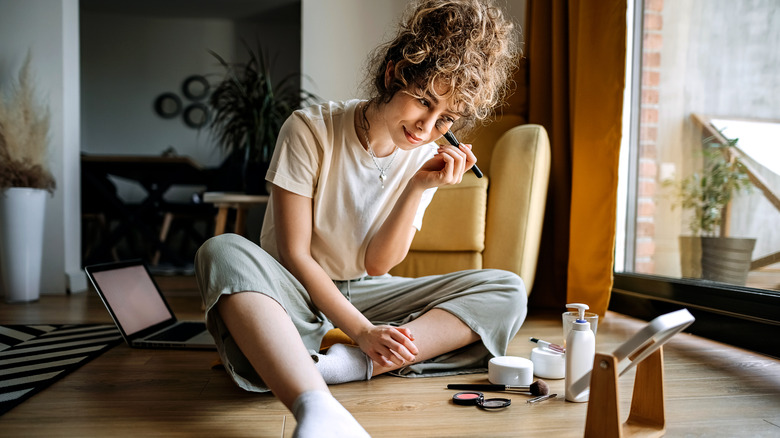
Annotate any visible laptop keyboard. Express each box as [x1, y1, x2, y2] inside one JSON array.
[[147, 322, 205, 342]]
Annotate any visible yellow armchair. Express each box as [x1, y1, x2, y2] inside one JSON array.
[[389, 123, 550, 295]]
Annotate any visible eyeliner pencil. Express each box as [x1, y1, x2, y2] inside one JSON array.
[[441, 130, 483, 178]]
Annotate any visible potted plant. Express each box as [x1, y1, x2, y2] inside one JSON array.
[[665, 135, 755, 285], [208, 42, 317, 194], [0, 53, 56, 302]]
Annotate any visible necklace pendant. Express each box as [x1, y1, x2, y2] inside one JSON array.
[[363, 124, 397, 190]]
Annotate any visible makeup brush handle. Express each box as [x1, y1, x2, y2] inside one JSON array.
[[447, 384, 513, 391], [443, 130, 483, 178]]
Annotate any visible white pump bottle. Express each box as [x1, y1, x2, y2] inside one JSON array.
[[564, 303, 595, 402]]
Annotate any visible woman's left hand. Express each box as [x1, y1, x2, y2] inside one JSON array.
[[355, 324, 418, 368]]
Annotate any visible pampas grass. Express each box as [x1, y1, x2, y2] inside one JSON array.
[[0, 51, 55, 193]]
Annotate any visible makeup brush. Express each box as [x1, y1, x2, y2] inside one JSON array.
[[437, 124, 483, 178], [529, 337, 566, 354], [447, 380, 549, 396]]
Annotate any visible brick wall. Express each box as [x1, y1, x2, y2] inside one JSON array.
[[634, 0, 663, 274]]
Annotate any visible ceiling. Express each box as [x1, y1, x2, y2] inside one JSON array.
[[80, 0, 299, 21]]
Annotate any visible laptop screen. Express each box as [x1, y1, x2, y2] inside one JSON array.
[[90, 264, 174, 336]]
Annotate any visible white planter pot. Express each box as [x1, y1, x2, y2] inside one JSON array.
[[0, 187, 47, 303]]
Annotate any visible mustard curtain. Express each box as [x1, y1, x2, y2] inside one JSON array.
[[526, 0, 627, 316]]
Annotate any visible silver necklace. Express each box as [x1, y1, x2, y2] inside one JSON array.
[[363, 130, 398, 189]]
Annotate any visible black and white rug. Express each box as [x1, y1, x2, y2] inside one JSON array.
[[0, 324, 122, 416]]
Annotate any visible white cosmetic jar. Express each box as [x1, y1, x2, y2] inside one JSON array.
[[488, 356, 534, 386], [531, 347, 565, 379]]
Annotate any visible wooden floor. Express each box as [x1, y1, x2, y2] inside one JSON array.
[[2, 276, 779, 437]]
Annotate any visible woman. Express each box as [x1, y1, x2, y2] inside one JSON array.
[[196, 1, 524, 436]]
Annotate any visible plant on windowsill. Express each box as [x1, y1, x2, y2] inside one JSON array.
[[207, 42, 317, 195], [664, 135, 755, 285], [0, 52, 55, 302]]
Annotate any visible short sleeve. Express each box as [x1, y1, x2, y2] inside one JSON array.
[[265, 112, 323, 198]]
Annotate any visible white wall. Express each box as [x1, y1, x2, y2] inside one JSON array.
[[301, 0, 406, 102], [302, 0, 527, 102], [0, 0, 83, 294]]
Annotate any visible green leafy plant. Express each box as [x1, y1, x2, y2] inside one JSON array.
[[208, 42, 317, 166], [666, 135, 753, 237], [0, 52, 55, 194]]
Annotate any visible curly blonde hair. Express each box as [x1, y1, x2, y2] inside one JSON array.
[[363, 0, 520, 132]]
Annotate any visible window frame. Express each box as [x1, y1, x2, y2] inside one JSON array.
[[611, 273, 780, 357], [612, 0, 780, 359]]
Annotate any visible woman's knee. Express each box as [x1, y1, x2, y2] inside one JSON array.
[[484, 269, 526, 293], [483, 269, 527, 310], [196, 233, 250, 265], [195, 234, 265, 298]]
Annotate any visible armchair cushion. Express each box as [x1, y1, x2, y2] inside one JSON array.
[[409, 173, 488, 252]]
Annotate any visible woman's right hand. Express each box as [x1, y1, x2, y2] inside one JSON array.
[[355, 325, 418, 368], [413, 142, 475, 190]]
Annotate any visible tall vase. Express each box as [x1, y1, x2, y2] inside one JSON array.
[[0, 187, 47, 303]]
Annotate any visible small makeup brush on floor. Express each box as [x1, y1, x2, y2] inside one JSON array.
[[446, 380, 549, 396], [529, 337, 565, 354]]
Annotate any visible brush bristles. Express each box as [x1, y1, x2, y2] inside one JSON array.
[[530, 380, 549, 396]]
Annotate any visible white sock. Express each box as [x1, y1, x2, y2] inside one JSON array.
[[292, 390, 370, 438], [311, 343, 373, 384]]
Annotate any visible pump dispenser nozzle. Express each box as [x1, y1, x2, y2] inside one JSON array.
[[566, 303, 589, 323]]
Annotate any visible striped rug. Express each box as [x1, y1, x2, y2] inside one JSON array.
[[0, 324, 122, 416]]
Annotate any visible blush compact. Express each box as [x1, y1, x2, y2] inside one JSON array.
[[451, 391, 511, 410]]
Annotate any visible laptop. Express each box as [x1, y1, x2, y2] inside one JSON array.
[[85, 260, 215, 350]]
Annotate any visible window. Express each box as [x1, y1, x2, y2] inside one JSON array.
[[613, 0, 780, 357]]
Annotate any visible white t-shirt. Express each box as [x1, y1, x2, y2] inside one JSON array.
[[260, 100, 438, 280]]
